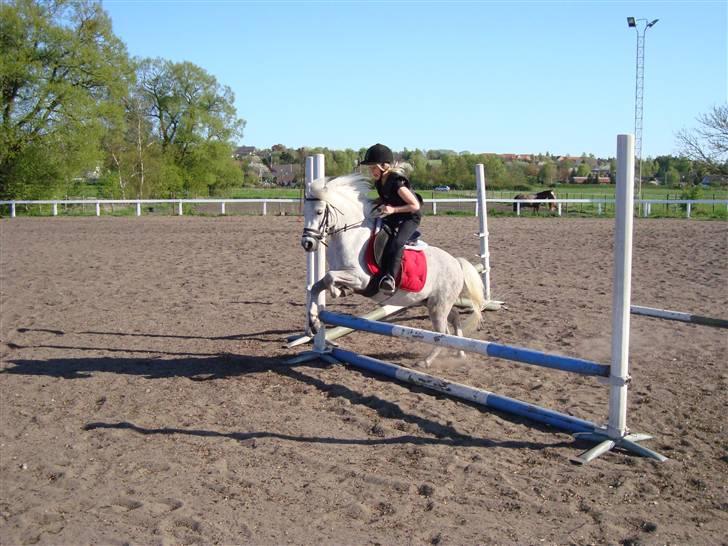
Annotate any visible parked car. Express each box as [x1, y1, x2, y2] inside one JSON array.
[[434, 185, 451, 191]]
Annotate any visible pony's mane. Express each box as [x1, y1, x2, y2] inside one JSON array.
[[309, 174, 373, 211]]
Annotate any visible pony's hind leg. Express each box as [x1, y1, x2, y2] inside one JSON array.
[[422, 301, 455, 367], [448, 307, 467, 360]]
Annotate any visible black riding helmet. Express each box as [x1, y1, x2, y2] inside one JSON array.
[[360, 143, 393, 165]]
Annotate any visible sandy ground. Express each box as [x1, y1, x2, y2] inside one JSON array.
[[0, 215, 726, 546]]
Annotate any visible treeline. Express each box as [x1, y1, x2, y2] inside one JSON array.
[[1, 0, 244, 200], [1, 1, 721, 201], [253, 147, 714, 191]]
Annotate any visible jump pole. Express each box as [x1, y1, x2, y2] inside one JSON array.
[[308, 135, 666, 464], [630, 305, 728, 329], [329, 347, 598, 434], [319, 309, 609, 377]]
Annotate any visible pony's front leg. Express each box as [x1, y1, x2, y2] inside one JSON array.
[[306, 285, 322, 334], [321, 270, 369, 298], [307, 269, 369, 332]]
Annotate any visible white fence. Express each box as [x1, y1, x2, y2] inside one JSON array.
[[1, 197, 726, 218]]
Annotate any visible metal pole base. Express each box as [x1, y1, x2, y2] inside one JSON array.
[[571, 432, 667, 464], [284, 350, 339, 366]]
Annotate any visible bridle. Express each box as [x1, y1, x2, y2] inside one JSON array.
[[302, 197, 367, 245]]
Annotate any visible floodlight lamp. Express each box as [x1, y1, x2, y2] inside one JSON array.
[[647, 18, 659, 28], [627, 17, 636, 27]]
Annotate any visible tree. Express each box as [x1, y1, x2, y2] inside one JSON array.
[[0, 0, 133, 199], [537, 162, 556, 185], [576, 163, 592, 177], [676, 105, 728, 175], [136, 58, 245, 195], [482, 155, 507, 188]]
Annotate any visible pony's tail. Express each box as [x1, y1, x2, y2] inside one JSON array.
[[456, 258, 485, 325]]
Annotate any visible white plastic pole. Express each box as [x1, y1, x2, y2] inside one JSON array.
[[96, 202, 101, 216], [136, 202, 141, 216], [312, 154, 327, 350], [608, 134, 635, 439], [178, 200, 183, 215], [11, 203, 16, 217], [303, 157, 317, 338], [53, 203, 58, 216], [475, 164, 492, 302], [221, 202, 226, 215], [313, 153, 326, 308], [304, 157, 316, 292]]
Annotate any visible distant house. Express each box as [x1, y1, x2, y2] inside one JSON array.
[[270, 164, 298, 186], [233, 146, 257, 159], [557, 155, 586, 164], [701, 174, 728, 187], [572, 176, 611, 184], [494, 153, 533, 162]]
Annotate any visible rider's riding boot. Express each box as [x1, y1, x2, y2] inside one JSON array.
[[379, 274, 396, 295]]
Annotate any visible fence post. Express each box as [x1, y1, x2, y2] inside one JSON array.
[[262, 201, 267, 216], [686, 202, 691, 218], [516, 202, 521, 216], [558, 203, 562, 216], [221, 202, 226, 215], [432, 201, 437, 215], [10, 203, 15, 217], [136, 201, 141, 216], [96, 202, 101, 216], [53, 203, 58, 216]]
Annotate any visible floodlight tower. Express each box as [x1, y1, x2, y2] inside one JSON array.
[[627, 17, 659, 211]]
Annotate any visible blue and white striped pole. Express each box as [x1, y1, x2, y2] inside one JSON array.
[[330, 347, 599, 434], [319, 310, 610, 377]]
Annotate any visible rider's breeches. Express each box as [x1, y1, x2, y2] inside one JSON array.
[[382, 215, 420, 279]]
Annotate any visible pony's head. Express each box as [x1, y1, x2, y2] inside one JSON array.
[[301, 174, 373, 252]]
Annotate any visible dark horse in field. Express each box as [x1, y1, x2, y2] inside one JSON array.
[[513, 190, 557, 213]]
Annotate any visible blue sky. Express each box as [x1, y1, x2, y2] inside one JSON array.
[[103, 0, 726, 158]]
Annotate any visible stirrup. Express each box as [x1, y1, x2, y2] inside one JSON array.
[[379, 275, 396, 294]]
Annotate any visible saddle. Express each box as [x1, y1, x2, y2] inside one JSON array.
[[363, 220, 428, 295]]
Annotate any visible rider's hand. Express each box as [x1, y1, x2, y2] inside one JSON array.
[[381, 205, 396, 215]]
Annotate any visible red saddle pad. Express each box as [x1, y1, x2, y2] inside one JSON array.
[[366, 235, 427, 293]]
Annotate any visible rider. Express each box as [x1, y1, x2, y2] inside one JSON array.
[[360, 143, 422, 295]]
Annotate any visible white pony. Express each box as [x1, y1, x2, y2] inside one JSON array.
[[301, 174, 485, 366]]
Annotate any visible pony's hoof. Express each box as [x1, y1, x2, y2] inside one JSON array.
[[414, 359, 431, 369]]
